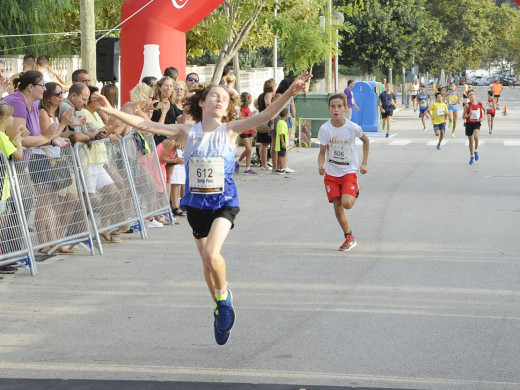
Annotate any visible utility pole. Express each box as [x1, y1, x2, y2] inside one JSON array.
[[324, 0, 333, 92], [273, 0, 278, 82], [80, 0, 97, 84]]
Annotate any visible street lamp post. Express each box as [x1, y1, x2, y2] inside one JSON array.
[[332, 12, 344, 93]]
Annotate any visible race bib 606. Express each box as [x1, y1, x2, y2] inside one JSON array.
[[328, 143, 351, 166]]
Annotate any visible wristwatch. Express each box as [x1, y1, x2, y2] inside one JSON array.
[[68, 124, 75, 131]]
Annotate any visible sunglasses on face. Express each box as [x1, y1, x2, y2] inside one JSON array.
[[53, 91, 64, 97], [187, 77, 199, 82]]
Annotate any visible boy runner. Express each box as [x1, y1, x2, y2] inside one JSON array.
[[486, 90, 496, 134], [416, 84, 430, 131], [318, 94, 369, 252], [428, 92, 448, 150], [378, 83, 397, 138], [462, 89, 485, 165]]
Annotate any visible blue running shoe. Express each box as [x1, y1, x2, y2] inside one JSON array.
[[214, 312, 230, 345], [215, 289, 235, 333], [436, 144, 441, 150], [474, 151, 479, 161], [234, 161, 240, 174], [469, 156, 474, 165]]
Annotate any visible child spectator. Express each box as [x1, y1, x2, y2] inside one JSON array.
[[0, 102, 23, 162], [275, 108, 290, 175], [235, 92, 257, 175], [0, 102, 24, 273]]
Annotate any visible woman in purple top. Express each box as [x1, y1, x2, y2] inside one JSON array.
[[2, 71, 69, 148], [2, 71, 71, 256]]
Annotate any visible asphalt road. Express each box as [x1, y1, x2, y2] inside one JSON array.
[[0, 85, 519, 390]]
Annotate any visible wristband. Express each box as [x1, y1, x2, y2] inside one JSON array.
[[50, 138, 56, 146], [68, 125, 75, 131]]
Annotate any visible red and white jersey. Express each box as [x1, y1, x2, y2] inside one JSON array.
[[465, 101, 484, 123]]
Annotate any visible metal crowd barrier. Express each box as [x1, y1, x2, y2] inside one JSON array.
[[0, 151, 36, 275], [73, 137, 144, 254], [122, 134, 172, 239], [0, 133, 171, 275], [12, 146, 95, 258]]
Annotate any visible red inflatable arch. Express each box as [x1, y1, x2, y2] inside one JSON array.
[[120, 0, 224, 102]]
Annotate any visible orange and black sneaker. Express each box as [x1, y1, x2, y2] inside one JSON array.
[[339, 235, 357, 252]]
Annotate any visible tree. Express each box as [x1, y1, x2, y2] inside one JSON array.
[[419, 0, 497, 77], [340, 0, 431, 77], [482, 3, 520, 73], [0, 0, 123, 57], [187, 0, 271, 85], [187, 0, 361, 83], [274, 2, 360, 75], [0, 0, 78, 56]]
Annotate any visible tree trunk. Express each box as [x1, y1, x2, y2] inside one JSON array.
[[439, 68, 446, 87], [388, 67, 393, 85], [210, 0, 268, 84], [233, 53, 240, 94], [80, 0, 96, 84]]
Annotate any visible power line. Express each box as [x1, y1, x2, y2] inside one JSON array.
[[0, 29, 121, 39], [2, 36, 82, 53], [96, 0, 156, 42]]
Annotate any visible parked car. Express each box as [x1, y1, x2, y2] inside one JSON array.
[[502, 77, 516, 86], [467, 76, 477, 85], [477, 77, 489, 86]]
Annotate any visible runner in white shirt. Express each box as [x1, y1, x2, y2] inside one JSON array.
[[318, 94, 369, 252]]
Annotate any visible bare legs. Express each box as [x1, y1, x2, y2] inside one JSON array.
[[332, 194, 357, 235], [238, 137, 253, 168], [194, 218, 232, 301], [259, 142, 269, 170]]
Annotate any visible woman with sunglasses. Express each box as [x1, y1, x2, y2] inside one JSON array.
[[36, 82, 84, 254], [2, 73, 71, 258], [2, 71, 69, 148]]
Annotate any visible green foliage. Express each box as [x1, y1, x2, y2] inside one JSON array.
[[274, 1, 358, 74], [420, 0, 497, 72], [340, 0, 430, 74], [0, 0, 78, 56], [0, 0, 122, 57]]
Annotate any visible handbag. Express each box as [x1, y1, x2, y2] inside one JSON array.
[[43, 149, 73, 190], [256, 122, 270, 133]]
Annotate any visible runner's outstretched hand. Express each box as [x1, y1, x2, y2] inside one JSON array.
[[289, 72, 312, 96]]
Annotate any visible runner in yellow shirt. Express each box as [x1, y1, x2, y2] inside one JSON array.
[[428, 92, 448, 150]]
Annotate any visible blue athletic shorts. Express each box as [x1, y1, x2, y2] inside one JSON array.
[[448, 106, 459, 113], [434, 123, 446, 131], [419, 107, 428, 115]]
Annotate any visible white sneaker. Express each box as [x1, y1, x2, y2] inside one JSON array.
[[284, 167, 295, 173], [146, 219, 164, 228]]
